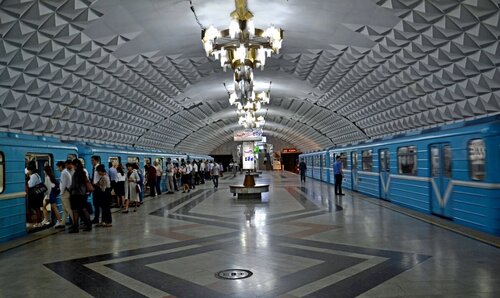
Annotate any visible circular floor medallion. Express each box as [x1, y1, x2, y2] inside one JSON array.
[[215, 269, 253, 280]]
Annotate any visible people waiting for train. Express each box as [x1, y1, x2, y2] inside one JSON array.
[[133, 163, 144, 203], [115, 164, 126, 208], [123, 163, 140, 213], [166, 158, 175, 193], [108, 161, 117, 198], [69, 159, 92, 233], [334, 155, 344, 195], [211, 161, 220, 189], [193, 160, 199, 185], [26, 163, 44, 227], [174, 164, 181, 191], [94, 164, 112, 227], [90, 156, 101, 224], [199, 160, 206, 184], [145, 163, 157, 197], [57, 160, 73, 228], [186, 160, 194, 190], [41, 165, 63, 228], [299, 158, 307, 183], [180, 160, 190, 193], [154, 161, 163, 196]]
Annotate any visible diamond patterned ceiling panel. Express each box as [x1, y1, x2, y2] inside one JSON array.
[[0, 0, 499, 154]]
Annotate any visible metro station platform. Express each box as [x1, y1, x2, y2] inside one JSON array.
[[0, 171, 499, 298]]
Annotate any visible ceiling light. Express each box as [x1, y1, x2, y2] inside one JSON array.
[[201, 0, 283, 71]]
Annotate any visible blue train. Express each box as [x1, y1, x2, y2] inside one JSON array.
[[300, 115, 500, 236], [0, 133, 213, 243]]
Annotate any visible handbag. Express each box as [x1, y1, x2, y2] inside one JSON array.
[[85, 178, 94, 193], [29, 174, 48, 197]]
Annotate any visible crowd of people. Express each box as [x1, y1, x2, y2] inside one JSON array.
[[25, 157, 222, 233]]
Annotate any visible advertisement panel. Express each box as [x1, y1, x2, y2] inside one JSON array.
[[234, 128, 263, 142], [242, 142, 255, 170]]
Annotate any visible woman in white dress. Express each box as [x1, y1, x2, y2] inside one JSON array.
[[123, 163, 140, 213]]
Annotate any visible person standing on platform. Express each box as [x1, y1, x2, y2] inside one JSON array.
[[69, 159, 92, 233], [90, 156, 101, 224], [94, 165, 112, 227], [154, 161, 162, 196], [115, 164, 126, 208], [199, 160, 206, 184], [299, 158, 307, 183], [57, 160, 73, 228], [108, 161, 117, 203], [211, 162, 220, 189], [123, 163, 140, 213], [146, 163, 157, 198], [334, 155, 344, 195], [166, 159, 175, 193]]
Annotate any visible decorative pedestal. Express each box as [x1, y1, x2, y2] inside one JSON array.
[[230, 173, 269, 199]]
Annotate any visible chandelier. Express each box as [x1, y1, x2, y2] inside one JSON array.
[[201, 0, 282, 129], [201, 0, 283, 71]]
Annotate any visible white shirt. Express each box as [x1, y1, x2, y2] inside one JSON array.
[[117, 172, 126, 182], [92, 163, 100, 184], [28, 173, 41, 188], [44, 176, 54, 197], [60, 169, 72, 195], [186, 164, 192, 174], [193, 163, 198, 173], [167, 164, 174, 177], [200, 162, 206, 171]]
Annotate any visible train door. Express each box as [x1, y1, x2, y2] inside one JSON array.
[[25, 153, 52, 181], [319, 155, 323, 181], [351, 151, 359, 191], [429, 143, 453, 218], [379, 149, 390, 200]]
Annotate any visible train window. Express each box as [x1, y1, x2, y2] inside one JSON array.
[[444, 145, 452, 178], [339, 154, 348, 169], [127, 156, 139, 164], [351, 152, 358, 170], [0, 152, 4, 194], [108, 156, 121, 167], [469, 139, 485, 180], [380, 150, 390, 172], [431, 147, 440, 177], [398, 146, 417, 175], [322, 155, 326, 167], [362, 150, 373, 171]]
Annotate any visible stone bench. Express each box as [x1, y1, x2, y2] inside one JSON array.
[[229, 184, 270, 199]]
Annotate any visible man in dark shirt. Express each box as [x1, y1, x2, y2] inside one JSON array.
[[334, 155, 344, 195], [299, 158, 307, 183]]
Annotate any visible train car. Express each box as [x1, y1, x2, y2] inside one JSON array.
[[66, 142, 186, 194], [307, 116, 500, 236], [299, 152, 316, 180], [0, 133, 78, 243], [188, 154, 214, 162]]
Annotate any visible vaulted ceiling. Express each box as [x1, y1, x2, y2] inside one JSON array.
[[0, 0, 499, 154]]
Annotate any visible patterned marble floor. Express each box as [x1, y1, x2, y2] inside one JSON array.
[[0, 171, 499, 298]]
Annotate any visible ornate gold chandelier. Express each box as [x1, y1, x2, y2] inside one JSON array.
[[201, 0, 283, 71], [201, 0, 283, 128]]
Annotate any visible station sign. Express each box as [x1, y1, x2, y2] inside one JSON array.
[[234, 128, 263, 142], [282, 148, 298, 153]]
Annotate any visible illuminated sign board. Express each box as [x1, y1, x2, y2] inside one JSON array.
[[234, 128, 263, 142], [242, 142, 255, 170]]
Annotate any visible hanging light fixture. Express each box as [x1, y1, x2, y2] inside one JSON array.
[[201, 0, 284, 71]]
